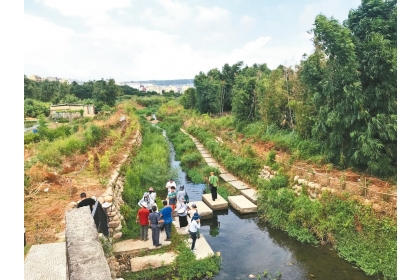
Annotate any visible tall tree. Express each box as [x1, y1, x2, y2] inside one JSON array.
[[302, 0, 397, 175]]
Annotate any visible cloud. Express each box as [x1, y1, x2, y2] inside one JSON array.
[[240, 15, 255, 29], [139, 0, 192, 30], [39, 0, 131, 24], [25, 15, 76, 76], [231, 36, 271, 58], [195, 6, 230, 29]]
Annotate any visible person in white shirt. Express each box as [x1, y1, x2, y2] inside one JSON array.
[[176, 198, 190, 232], [176, 185, 187, 207], [165, 178, 176, 194], [189, 212, 201, 252]]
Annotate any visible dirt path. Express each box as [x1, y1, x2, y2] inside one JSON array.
[[24, 105, 142, 246]]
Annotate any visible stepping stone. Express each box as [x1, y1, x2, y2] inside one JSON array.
[[187, 201, 213, 219], [228, 195, 257, 214], [185, 235, 215, 260], [228, 180, 250, 190], [130, 252, 177, 272], [113, 228, 171, 254], [241, 188, 258, 204], [207, 162, 221, 168], [202, 194, 228, 210], [25, 242, 67, 280], [204, 157, 217, 163], [201, 152, 212, 158], [220, 173, 238, 182]]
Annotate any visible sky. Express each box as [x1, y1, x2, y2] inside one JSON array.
[[24, 0, 362, 82]]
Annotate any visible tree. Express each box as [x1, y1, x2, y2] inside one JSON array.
[[301, 0, 397, 175], [179, 88, 197, 109], [194, 71, 221, 114]]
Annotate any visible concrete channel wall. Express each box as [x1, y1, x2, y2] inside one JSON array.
[[65, 207, 112, 280]]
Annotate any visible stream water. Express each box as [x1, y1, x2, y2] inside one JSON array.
[[163, 131, 380, 280]]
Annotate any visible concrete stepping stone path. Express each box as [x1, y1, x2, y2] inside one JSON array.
[[228, 195, 258, 214], [219, 173, 238, 182], [185, 235, 215, 260], [130, 252, 177, 272], [113, 228, 171, 254], [202, 194, 228, 210], [229, 180, 250, 190], [241, 188, 258, 204]]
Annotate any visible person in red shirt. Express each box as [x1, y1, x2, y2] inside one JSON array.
[[136, 202, 150, 241]]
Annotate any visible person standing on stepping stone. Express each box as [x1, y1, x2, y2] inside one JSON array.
[[149, 205, 162, 247], [189, 203, 200, 239], [189, 212, 201, 253], [136, 202, 150, 241], [208, 171, 219, 201]]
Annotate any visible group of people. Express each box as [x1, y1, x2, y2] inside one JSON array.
[[136, 178, 204, 252]]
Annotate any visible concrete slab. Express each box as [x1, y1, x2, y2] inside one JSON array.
[[228, 195, 258, 214], [130, 252, 177, 272], [25, 242, 67, 280], [241, 188, 258, 204], [202, 194, 228, 210], [220, 173, 238, 182], [113, 228, 171, 254], [201, 152, 212, 158], [195, 144, 204, 148], [207, 162, 221, 168], [228, 180, 250, 190], [187, 201, 213, 219], [204, 157, 217, 163], [185, 235, 215, 260]]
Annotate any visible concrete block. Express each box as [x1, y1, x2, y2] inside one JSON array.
[[204, 157, 217, 163], [228, 195, 257, 214], [202, 194, 228, 210], [228, 180, 250, 190], [130, 252, 177, 272], [240, 188, 258, 204], [219, 173, 237, 182], [187, 201, 213, 219]]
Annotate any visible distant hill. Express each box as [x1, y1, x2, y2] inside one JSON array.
[[123, 79, 194, 86]]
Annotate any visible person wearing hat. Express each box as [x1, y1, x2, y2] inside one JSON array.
[[176, 185, 188, 207], [208, 171, 219, 201], [189, 212, 201, 253], [189, 203, 200, 239], [148, 187, 157, 207], [165, 178, 177, 194], [136, 202, 150, 241], [176, 197, 190, 232]]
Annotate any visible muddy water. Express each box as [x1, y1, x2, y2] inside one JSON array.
[[165, 135, 379, 280]]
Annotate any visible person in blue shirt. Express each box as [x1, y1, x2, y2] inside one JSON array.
[[160, 200, 173, 241]]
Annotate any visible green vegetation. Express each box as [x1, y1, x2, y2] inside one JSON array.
[[156, 97, 396, 279], [188, 1, 397, 178], [120, 117, 222, 279]]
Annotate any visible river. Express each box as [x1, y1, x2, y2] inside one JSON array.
[[163, 132, 379, 280]]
